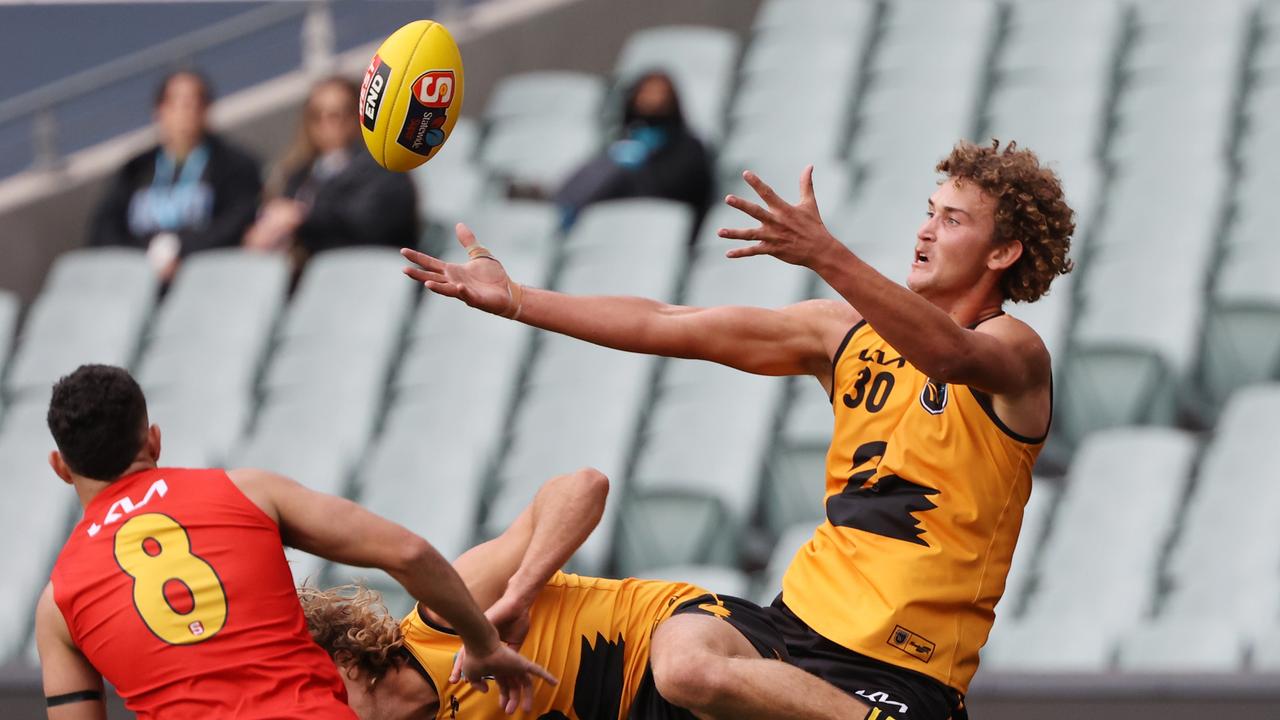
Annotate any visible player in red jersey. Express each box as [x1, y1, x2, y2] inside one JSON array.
[[36, 365, 554, 719]]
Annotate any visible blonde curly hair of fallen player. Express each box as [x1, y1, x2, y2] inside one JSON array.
[[298, 584, 407, 681], [936, 139, 1075, 303]]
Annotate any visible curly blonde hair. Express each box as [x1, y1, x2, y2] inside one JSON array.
[[936, 139, 1075, 303], [298, 584, 407, 680]]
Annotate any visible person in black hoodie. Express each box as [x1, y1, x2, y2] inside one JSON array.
[[243, 75, 417, 271], [88, 70, 262, 282], [555, 71, 713, 230]]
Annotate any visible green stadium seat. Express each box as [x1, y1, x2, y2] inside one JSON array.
[[755, 521, 819, 605], [479, 117, 601, 193], [1198, 249, 1280, 411], [485, 71, 606, 124], [1026, 429, 1196, 631], [614, 490, 738, 577]]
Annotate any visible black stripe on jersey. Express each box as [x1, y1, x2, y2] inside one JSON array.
[[967, 387, 1048, 444], [396, 647, 439, 710], [417, 604, 458, 635], [829, 320, 867, 403]]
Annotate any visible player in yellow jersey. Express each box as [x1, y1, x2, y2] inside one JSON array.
[[302, 468, 870, 719], [400, 140, 1073, 719]]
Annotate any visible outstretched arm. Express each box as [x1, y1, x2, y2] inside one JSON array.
[[229, 468, 555, 712], [427, 468, 610, 642], [35, 584, 106, 720], [400, 226, 851, 384], [720, 167, 1048, 396]]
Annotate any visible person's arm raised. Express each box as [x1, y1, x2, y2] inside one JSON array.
[[719, 167, 1047, 397], [229, 468, 555, 713], [400, 224, 846, 381], [433, 468, 608, 676]]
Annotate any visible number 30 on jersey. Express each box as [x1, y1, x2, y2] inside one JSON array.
[[113, 513, 228, 645]]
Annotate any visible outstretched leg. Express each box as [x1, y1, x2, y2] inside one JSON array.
[[649, 613, 869, 720]]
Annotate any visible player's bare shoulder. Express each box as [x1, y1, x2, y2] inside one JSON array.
[[976, 313, 1052, 389], [786, 299, 863, 344]]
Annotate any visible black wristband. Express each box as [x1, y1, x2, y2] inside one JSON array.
[[46, 689, 103, 707]]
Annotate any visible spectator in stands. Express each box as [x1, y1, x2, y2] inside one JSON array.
[[243, 76, 417, 270], [87, 70, 261, 282], [555, 70, 713, 229]]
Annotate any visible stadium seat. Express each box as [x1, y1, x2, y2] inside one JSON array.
[[42, 247, 156, 314], [614, 26, 739, 144], [1117, 619, 1245, 672], [480, 117, 601, 194], [614, 490, 738, 577], [413, 159, 491, 231], [140, 249, 289, 405], [0, 440, 77, 660], [1163, 385, 1280, 619], [145, 393, 249, 468], [277, 247, 414, 351], [485, 71, 606, 124], [997, 480, 1059, 619], [229, 431, 350, 585], [480, 200, 693, 574], [353, 425, 486, 564], [751, 0, 876, 35], [1026, 429, 1196, 629], [1198, 248, 1280, 411], [756, 521, 819, 605], [632, 375, 785, 523], [1252, 627, 1280, 671], [5, 293, 151, 399], [763, 380, 832, 534], [981, 616, 1114, 672], [636, 564, 752, 599]]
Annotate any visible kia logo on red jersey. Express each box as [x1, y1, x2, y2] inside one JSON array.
[[360, 54, 392, 131], [411, 70, 455, 108]]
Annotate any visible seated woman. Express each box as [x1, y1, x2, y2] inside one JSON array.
[[554, 71, 713, 230], [301, 469, 869, 720], [243, 76, 417, 271]]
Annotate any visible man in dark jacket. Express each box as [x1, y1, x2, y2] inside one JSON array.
[[87, 70, 261, 281]]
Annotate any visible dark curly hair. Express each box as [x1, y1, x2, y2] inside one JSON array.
[[47, 364, 149, 481], [936, 140, 1074, 303]]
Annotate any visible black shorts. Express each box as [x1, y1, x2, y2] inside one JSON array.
[[628, 593, 790, 719], [765, 598, 967, 720]]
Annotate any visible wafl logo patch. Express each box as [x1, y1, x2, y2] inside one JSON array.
[[920, 378, 948, 415], [396, 70, 455, 156]]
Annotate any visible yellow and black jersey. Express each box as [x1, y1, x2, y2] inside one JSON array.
[[783, 318, 1044, 694], [401, 572, 708, 719]]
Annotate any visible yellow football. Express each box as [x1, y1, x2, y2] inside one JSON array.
[[358, 20, 465, 172]]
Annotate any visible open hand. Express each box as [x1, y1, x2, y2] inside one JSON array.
[[719, 166, 841, 268], [451, 641, 557, 714], [402, 223, 521, 318]]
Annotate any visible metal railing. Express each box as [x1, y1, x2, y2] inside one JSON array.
[[0, 1, 334, 171]]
